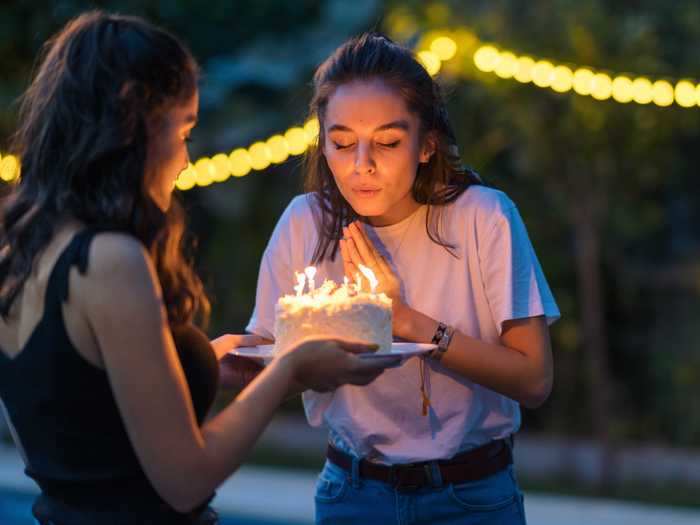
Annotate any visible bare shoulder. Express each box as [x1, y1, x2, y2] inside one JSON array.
[[76, 232, 162, 309], [87, 232, 152, 275]]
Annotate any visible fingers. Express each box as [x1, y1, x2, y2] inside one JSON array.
[[346, 222, 380, 269], [212, 333, 269, 349], [211, 333, 273, 360], [341, 229, 365, 272], [347, 369, 384, 386], [372, 247, 394, 280], [332, 338, 379, 354], [339, 238, 358, 279], [219, 355, 264, 389], [347, 359, 390, 385]]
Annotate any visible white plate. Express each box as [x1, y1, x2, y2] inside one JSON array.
[[358, 342, 436, 361], [229, 342, 436, 366], [229, 344, 276, 364]]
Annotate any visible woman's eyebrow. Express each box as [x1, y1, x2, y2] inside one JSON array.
[[327, 120, 410, 133]]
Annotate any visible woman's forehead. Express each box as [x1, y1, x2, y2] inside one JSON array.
[[325, 79, 415, 131]]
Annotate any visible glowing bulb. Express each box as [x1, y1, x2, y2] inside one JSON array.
[[175, 163, 197, 191], [417, 50, 441, 76], [514, 56, 535, 83], [674, 80, 697, 108], [573, 68, 594, 96], [473, 45, 499, 73], [304, 118, 320, 145], [430, 36, 457, 61], [652, 80, 674, 107], [532, 60, 554, 88], [284, 127, 308, 155], [211, 153, 231, 182], [229, 148, 252, 177], [551, 65, 574, 93], [494, 52, 517, 79], [248, 142, 271, 171], [612, 76, 633, 103], [194, 157, 215, 186], [631, 77, 653, 104], [0, 154, 20, 182], [266, 134, 289, 164], [590, 73, 612, 100]]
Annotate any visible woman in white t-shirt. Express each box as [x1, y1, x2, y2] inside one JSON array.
[[243, 33, 559, 525]]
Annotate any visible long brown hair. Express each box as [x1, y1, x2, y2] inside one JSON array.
[[0, 11, 209, 327], [305, 33, 482, 263]]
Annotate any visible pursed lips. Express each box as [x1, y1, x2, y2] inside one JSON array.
[[352, 187, 382, 198]]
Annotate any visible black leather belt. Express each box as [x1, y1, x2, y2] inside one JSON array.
[[327, 438, 513, 492]]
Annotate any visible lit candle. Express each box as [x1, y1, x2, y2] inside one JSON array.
[[304, 266, 317, 292], [354, 272, 363, 294], [358, 264, 378, 294], [294, 271, 306, 297]]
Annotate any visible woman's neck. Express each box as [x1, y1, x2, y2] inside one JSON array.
[[366, 195, 422, 227]]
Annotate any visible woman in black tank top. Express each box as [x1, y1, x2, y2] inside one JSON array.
[[0, 11, 390, 525]]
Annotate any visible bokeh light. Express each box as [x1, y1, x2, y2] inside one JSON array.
[[430, 36, 457, 61], [417, 50, 441, 76]]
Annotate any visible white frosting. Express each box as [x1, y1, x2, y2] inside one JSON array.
[[274, 288, 392, 354]]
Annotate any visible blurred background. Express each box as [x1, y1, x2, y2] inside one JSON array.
[[1, 1, 699, 523]]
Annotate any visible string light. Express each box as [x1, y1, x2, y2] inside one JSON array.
[[0, 154, 20, 183], [171, 117, 319, 190], [470, 42, 698, 109], [4, 24, 700, 191]]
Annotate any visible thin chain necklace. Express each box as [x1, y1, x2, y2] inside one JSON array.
[[376, 205, 434, 417], [382, 204, 423, 261]]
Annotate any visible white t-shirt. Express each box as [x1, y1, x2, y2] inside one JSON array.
[[247, 185, 560, 464]]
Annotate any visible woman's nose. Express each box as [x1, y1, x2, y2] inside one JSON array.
[[354, 142, 375, 175]]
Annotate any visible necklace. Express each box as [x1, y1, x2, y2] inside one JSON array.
[[377, 205, 423, 262]]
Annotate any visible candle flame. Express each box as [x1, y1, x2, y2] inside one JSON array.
[[304, 266, 317, 291], [281, 266, 392, 310], [354, 272, 363, 294], [358, 264, 378, 293], [294, 271, 306, 297]]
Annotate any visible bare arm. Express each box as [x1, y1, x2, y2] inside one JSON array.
[[213, 334, 305, 398], [80, 234, 383, 512], [342, 220, 553, 409], [395, 304, 553, 408]]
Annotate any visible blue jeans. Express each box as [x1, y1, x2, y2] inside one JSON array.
[[315, 459, 526, 525]]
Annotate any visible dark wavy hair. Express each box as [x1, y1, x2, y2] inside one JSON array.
[[305, 33, 482, 263], [0, 11, 209, 327]]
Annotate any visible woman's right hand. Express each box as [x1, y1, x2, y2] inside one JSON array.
[[277, 337, 394, 392]]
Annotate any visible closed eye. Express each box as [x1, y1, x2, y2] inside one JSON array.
[[333, 142, 354, 150], [379, 140, 400, 148]]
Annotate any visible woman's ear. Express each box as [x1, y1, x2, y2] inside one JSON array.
[[419, 132, 437, 163]]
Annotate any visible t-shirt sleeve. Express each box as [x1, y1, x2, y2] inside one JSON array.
[[245, 199, 301, 339], [478, 198, 560, 335]]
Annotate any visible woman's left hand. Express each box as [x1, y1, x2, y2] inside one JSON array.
[[210, 333, 271, 361], [212, 334, 271, 390], [340, 221, 403, 304]]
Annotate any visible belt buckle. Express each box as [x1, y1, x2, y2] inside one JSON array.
[[392, 463, 433, 492]]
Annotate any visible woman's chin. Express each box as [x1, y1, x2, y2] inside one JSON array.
[[348, 201, 386, 218]]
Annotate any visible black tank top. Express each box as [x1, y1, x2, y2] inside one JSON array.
[[0, 229, 219, 523]]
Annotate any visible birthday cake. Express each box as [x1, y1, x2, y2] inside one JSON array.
[[273, 265, 392, 354]]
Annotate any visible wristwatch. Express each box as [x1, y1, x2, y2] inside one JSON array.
[[430, 322, 454, 361]]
